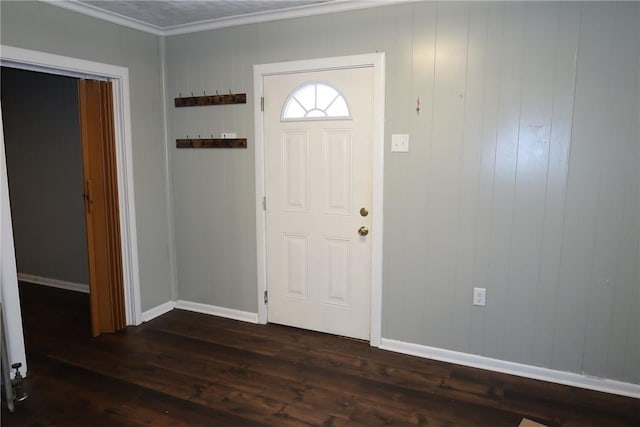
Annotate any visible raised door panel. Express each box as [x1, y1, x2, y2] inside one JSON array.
[[282, 130, 309, 212], [323, 238, 351, 306], [323, 130, 353, 216], [283, 233, 310, 300]]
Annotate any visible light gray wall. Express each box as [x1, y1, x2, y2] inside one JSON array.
[[166, 1, 639, 384], [0, 1, 173, 310], [1, 67, 88, 285]]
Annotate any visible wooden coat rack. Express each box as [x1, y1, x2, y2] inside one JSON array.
[[174, 92, 247, 148], [176, 138, 247, 149], [174, 92, 246, 107]]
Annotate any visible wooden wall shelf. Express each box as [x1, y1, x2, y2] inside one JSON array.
[[174, 93, 246, 107], [176, 138, 247, 149]]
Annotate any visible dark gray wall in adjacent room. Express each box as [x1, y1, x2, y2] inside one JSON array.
[[1, 67, 89, 286]]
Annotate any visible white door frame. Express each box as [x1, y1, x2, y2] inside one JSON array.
[[0, 45, 142, 369], [253, 53, 385, 346]]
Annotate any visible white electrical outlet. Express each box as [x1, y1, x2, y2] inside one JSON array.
[[221, 132, 237, 139], [473, 287, 486, 306]]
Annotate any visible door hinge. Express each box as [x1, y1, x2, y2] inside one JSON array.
[[264, 290, 268, 304], [262, 196, 266, 211], [260, 96, 264, 112]]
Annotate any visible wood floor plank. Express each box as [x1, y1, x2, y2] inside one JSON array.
[[142, 315, 567, 424], [3, 283, 638, 427], [137, 331, 521, 426], [13, 355, 269, 427]]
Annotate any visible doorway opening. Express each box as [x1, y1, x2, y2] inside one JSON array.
[[2, 67, 126, 336], [1, 67, 92, 337], [0, 45, 141, 370]]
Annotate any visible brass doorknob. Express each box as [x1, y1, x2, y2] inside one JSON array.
[[358, 226, 369, 236]]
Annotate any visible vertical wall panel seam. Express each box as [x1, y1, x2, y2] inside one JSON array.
[[608, 125, 636, 377], [405, 2, 430, 345], [604, 1, 636, 376], [549, 1, 583, 370], [451, 2, 472, 350], [480, 2, 505, 357], [419, 2, 439, 346], [499, 2, 527, 360], [619, 2, 640, 382], [635, 2, 640, 382], [580, 4, 616, 375], [531, 2, 563, 365], [469, 2, 495, 355], [399, 2, 413, 342]]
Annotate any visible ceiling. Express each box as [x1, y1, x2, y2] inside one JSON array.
[[47, 0, 393, 36]]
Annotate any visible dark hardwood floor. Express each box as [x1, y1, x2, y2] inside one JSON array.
[[2, 282, 638, 426]]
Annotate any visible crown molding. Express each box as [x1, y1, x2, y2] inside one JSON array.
[[162, 0, 406, 36], [41, 0, 165, 35], [41, 0, 409, 37]]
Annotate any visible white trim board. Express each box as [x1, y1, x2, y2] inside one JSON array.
[[17, 273, 89, 294], [0, 45, 142, 327], [253, 53, 385, 347], [1, 102, 27, 377], [142, 300, 260, 324], [175, 300, 258, 324], [381, 338, 640, 399], [141, 301, 176, 323]]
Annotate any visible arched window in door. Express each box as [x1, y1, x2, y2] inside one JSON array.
[[282, 82, 351, 121]]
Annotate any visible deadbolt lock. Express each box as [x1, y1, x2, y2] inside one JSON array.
[[359, 207, 369, 217]]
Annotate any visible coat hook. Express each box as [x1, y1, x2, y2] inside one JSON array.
[[179, 92, 182, 97], [229, 90, 233, 95], [191, 91, 194, 97], [210, 134, 214, 139], [203, 90, 206, 96], [216, 90, 220, 96]]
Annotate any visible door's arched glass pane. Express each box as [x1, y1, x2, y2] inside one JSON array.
[[295, 85, 316, 110], [316, 84, 339, 110], [282, 82, 351, 121], [283, 99, 306, 119], [325, 97, 349, 117]]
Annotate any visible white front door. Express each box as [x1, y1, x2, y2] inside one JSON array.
[[264, 67, 374, 340]]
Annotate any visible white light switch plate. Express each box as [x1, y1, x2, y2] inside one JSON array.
[[391, 134, 409, 152]]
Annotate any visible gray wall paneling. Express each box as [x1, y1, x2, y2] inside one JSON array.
[[165, 1, 639, 384]]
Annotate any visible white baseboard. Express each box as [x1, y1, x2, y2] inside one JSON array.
[[140, 299, 260, 324], [380, 338, 640, 399], [141, 300, 176, 322], [175, 300, 258, 323], [17, 273, 89, 294]]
